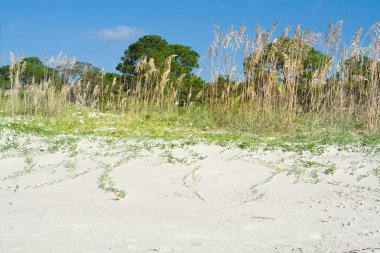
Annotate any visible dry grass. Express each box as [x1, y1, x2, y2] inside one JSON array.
[[0, 21, 379, 134], [206, 21, 380, 131]]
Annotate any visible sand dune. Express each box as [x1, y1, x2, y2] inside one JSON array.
[[1, 134, 380, 252]]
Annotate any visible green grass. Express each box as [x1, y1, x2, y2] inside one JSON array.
[[1, 105, 379, 153]]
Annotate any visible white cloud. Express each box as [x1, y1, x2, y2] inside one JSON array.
[[93, 26, 142, 40]]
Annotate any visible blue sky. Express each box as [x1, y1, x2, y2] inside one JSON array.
[[0, 0, 379, 73]]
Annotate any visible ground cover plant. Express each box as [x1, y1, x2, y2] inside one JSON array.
[[2, 0, 380, 249], [0, 20, 379, 210], [0, 21, 378, 148]]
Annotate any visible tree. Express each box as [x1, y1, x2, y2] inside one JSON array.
[[244, 37, 331, 82], [0, 57, 59, 89], [0, 65, 10, 89], [117, 35, 199, 78], [63, 61, 102, 84], [116, 35, 204, 105], [242, 37, 332, 111], [21, 57, 45, 84], [343, 55, 380, 80]]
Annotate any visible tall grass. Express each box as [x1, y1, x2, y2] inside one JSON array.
[[0, 21, 379, 133], [206, 21, 380, 131]]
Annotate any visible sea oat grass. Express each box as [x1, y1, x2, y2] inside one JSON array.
[[0, 21, 379, 144]]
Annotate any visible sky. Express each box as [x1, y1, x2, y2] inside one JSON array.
[[0, 0, 379, 74]]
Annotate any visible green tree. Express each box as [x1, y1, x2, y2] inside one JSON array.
[[63, 61, 102, 85], [343, 55, 380, 80], [116, 35, 204, 105], [0, 65, 10, 89], [21, 57, 45, 84], [116, 35, 200, 77], [0, 57, 59, 89], [244, 37, 331, 82], [243, 37, 332, 111]]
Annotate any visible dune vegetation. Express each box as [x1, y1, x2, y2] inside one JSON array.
[[1, 21, 379, 148], [1, 20, 380, 253]]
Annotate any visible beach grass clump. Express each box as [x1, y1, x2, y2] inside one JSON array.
[[0, 21, 379, 144]]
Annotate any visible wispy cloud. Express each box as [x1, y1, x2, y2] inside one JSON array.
[[91, 25, 143, 40]]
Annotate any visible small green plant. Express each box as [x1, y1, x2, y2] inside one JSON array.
[[374, 167, 380, 178], [63, 160, 77, 173], [21, 137, 36, 173], [161, 150, 188, 164], [24, 153, 36, 173], [238, 140, 252, 149], [323, 165, 337, 175], [357, 173, 370, 182], [45, 136, 79, 156], [288, 166, 306, 183], [0, 133, 19, 152], [299, 159, 323, 168], [98, 162, 127, 200], [247, 185, 267, 202], [309, 169, 320, 183]]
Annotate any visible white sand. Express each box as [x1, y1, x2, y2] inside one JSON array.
[[0, 133, 380, 252]]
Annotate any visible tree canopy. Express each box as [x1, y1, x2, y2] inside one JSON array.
[[0, 57, 57, 89], [63, 61, 102, 84], [116, 35, 204, 105], [244, 37, 331, 82], [116, 35, 200, 78]]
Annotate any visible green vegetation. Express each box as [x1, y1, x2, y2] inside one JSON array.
[[323, 165, 337, 175], [0, 56, 60, 89], [116, 35, 205, 105], [0, 21, 379, 148], [0, 106, 379, 152], [98, 162, 127, 200]]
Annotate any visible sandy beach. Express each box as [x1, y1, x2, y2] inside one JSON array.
[[1, 133, 380, 252]]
